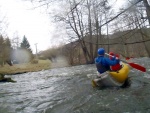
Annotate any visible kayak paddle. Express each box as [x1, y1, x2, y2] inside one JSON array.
[[105, 53, 146, 72]]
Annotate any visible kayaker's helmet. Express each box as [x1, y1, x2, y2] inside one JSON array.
[[98, 48, 105, 55]]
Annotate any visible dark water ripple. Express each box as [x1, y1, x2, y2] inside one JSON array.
[[0, 58, 150, 113]]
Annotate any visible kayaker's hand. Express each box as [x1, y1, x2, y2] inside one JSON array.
[[116, 57, 119, 60], [97, 73, 101, 77]]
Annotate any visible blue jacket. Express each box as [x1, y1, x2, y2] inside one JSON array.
[[95, 56, 119, 74]]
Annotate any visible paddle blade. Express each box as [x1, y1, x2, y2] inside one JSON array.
[[126, 57, 130, 60], [129, 62, 146, 72]]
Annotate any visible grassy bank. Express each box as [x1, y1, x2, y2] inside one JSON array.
[[0, 59, 51, 75]]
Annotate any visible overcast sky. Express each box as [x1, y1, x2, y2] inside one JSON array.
[[0, 0, 126, 54], [0, 0, 58, 53]]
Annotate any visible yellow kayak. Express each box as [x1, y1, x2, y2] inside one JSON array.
[[92, 63, 130, 87], [109, 63, 129, 83]]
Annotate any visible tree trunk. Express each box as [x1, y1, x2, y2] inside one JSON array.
[[143, 0, 150, 25]]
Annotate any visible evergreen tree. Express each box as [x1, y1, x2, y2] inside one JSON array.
[[20, 35, 30, 49], [3, 38, 13, 65], [5, 38, 11, 47], [0, 35, 4, 66], [0, 35, 4, 46], [17, 35, 33, 63], [0, 36, 12, 66]]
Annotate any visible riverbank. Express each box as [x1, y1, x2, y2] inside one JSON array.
[[0, 59, 51, 75]]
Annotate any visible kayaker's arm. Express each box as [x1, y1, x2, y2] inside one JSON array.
[[104, 57, 119, 66]]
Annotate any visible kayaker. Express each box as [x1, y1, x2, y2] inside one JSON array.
[[109, 52, 122, 71], [95, 48, 119, 77]]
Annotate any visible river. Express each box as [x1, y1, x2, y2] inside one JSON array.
[[0, 57, 150, 113]]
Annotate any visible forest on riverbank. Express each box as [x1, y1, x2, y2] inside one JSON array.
[[39, 27, 150, 65], [38, 0, 150, 65]]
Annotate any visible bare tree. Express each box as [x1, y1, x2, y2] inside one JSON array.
[[142, 0, 150, 25], [25, 0, 150, 63]]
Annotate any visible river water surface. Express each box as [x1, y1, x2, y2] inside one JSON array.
[[0, 57, 150, 113]]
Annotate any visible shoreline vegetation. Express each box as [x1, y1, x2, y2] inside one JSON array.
[[0, 59, 70, 82], [0, 59, 51, 75]]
